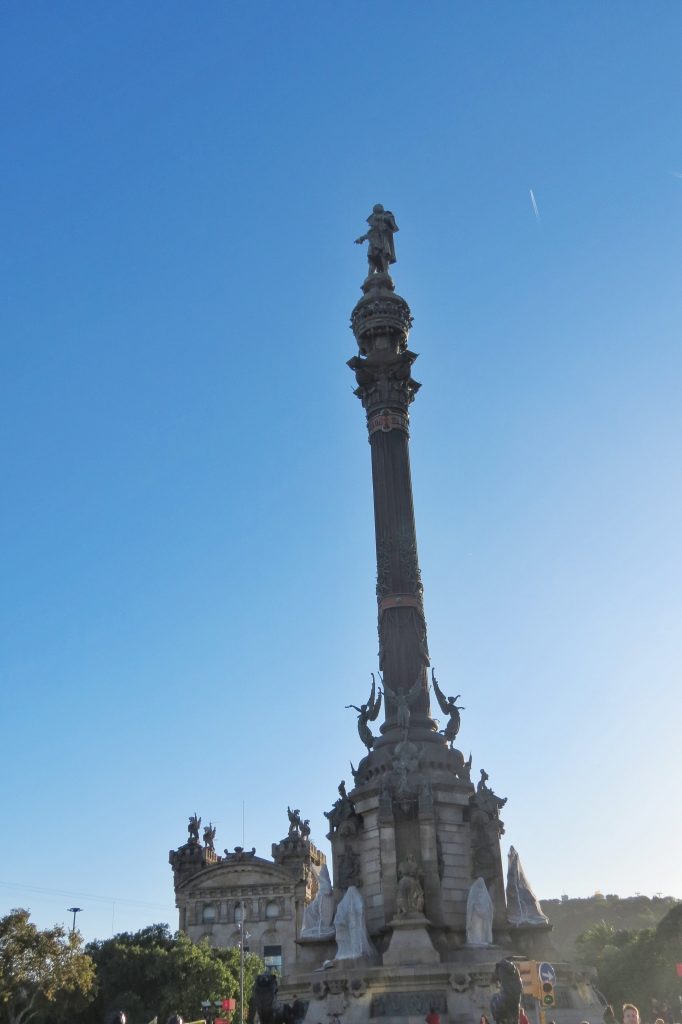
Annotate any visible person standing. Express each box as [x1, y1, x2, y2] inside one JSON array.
[[622, 1005, 640, 1024]]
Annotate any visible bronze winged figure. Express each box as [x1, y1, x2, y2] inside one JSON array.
[[382, 674, 422, 738], [346, 673, 383, 750], [431, 667, 465, 747]]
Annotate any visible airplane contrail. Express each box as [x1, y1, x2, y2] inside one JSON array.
[[529, 189, 540, 221], [669, 170, 682, 179]]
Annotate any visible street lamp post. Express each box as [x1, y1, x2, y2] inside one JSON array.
[[66, 907, 83, 934], [237, 899, 250, 1024]]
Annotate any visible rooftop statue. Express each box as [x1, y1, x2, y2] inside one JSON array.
[[354, 204, 399, 275], [287, 806, 304, 837], [203, 822, 216, 851], [188, 813, 201, 843], [224, 845, 257, 860]]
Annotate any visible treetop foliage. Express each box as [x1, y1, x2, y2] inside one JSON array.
[[80, 923, 263, 1024], [0, 908, 95, 1024], [0, 912, 263, 1024], [575, 902, 682, 1015]]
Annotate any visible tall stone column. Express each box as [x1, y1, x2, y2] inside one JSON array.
[[323, 209, 502, 955], [348, 271, 437, 742]]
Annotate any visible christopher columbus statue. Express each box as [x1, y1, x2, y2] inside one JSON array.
[[355, 204, 399, 275]]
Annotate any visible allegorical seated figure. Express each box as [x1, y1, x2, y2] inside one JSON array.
[[396, 851, 425, 916]]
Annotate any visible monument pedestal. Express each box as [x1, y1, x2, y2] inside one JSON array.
[[383, 914, 440, 966], [282, 958, 605, 1024]]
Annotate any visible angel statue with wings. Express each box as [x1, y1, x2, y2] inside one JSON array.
[[346, 673, 383, 751], [431, 667, 465, 748], [382, 675, 423, 739]]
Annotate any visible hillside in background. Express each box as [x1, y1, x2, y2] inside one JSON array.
[[541, 894, 679, 960]]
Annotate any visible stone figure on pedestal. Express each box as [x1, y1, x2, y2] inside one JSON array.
[[337, 844, 362, 889], [325, 780, 356, 837], [466, 877, 494, 946], [333, 885, 375, 959], [396, 852, 425, 916], [300, 864, 335, 939], [506, 846, 548, 926], [474, 770, 507, 833], [354, 205, 399, 276]]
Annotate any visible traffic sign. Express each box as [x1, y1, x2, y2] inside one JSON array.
[[538, 962, 556, 984], [538, 962, 556, 1007]]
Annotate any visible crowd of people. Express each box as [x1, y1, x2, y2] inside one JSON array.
[[422, 1002, 676, 1024]]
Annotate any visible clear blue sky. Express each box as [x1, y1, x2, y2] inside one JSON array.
[[2, 2, 681, 943]]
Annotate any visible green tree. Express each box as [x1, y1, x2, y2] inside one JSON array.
[[75, 925, 263, 1024], [576, 904, 682, 1015], [0, 908, 95, 1024]]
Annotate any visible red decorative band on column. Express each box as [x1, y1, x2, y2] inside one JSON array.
[[367, 408, 409, 437], [379, 593, 422, 614]]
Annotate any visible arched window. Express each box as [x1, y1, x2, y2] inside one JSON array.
[[265, 901, 280, 919], [202, 905, 217, 923], [234, 904, 244, 923]]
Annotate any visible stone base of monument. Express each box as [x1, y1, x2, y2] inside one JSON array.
[[282, 958, 605, 1024], [383, 914, 440, 966]]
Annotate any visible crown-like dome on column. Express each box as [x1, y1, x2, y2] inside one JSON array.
[[350, 272, 414, 358]]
